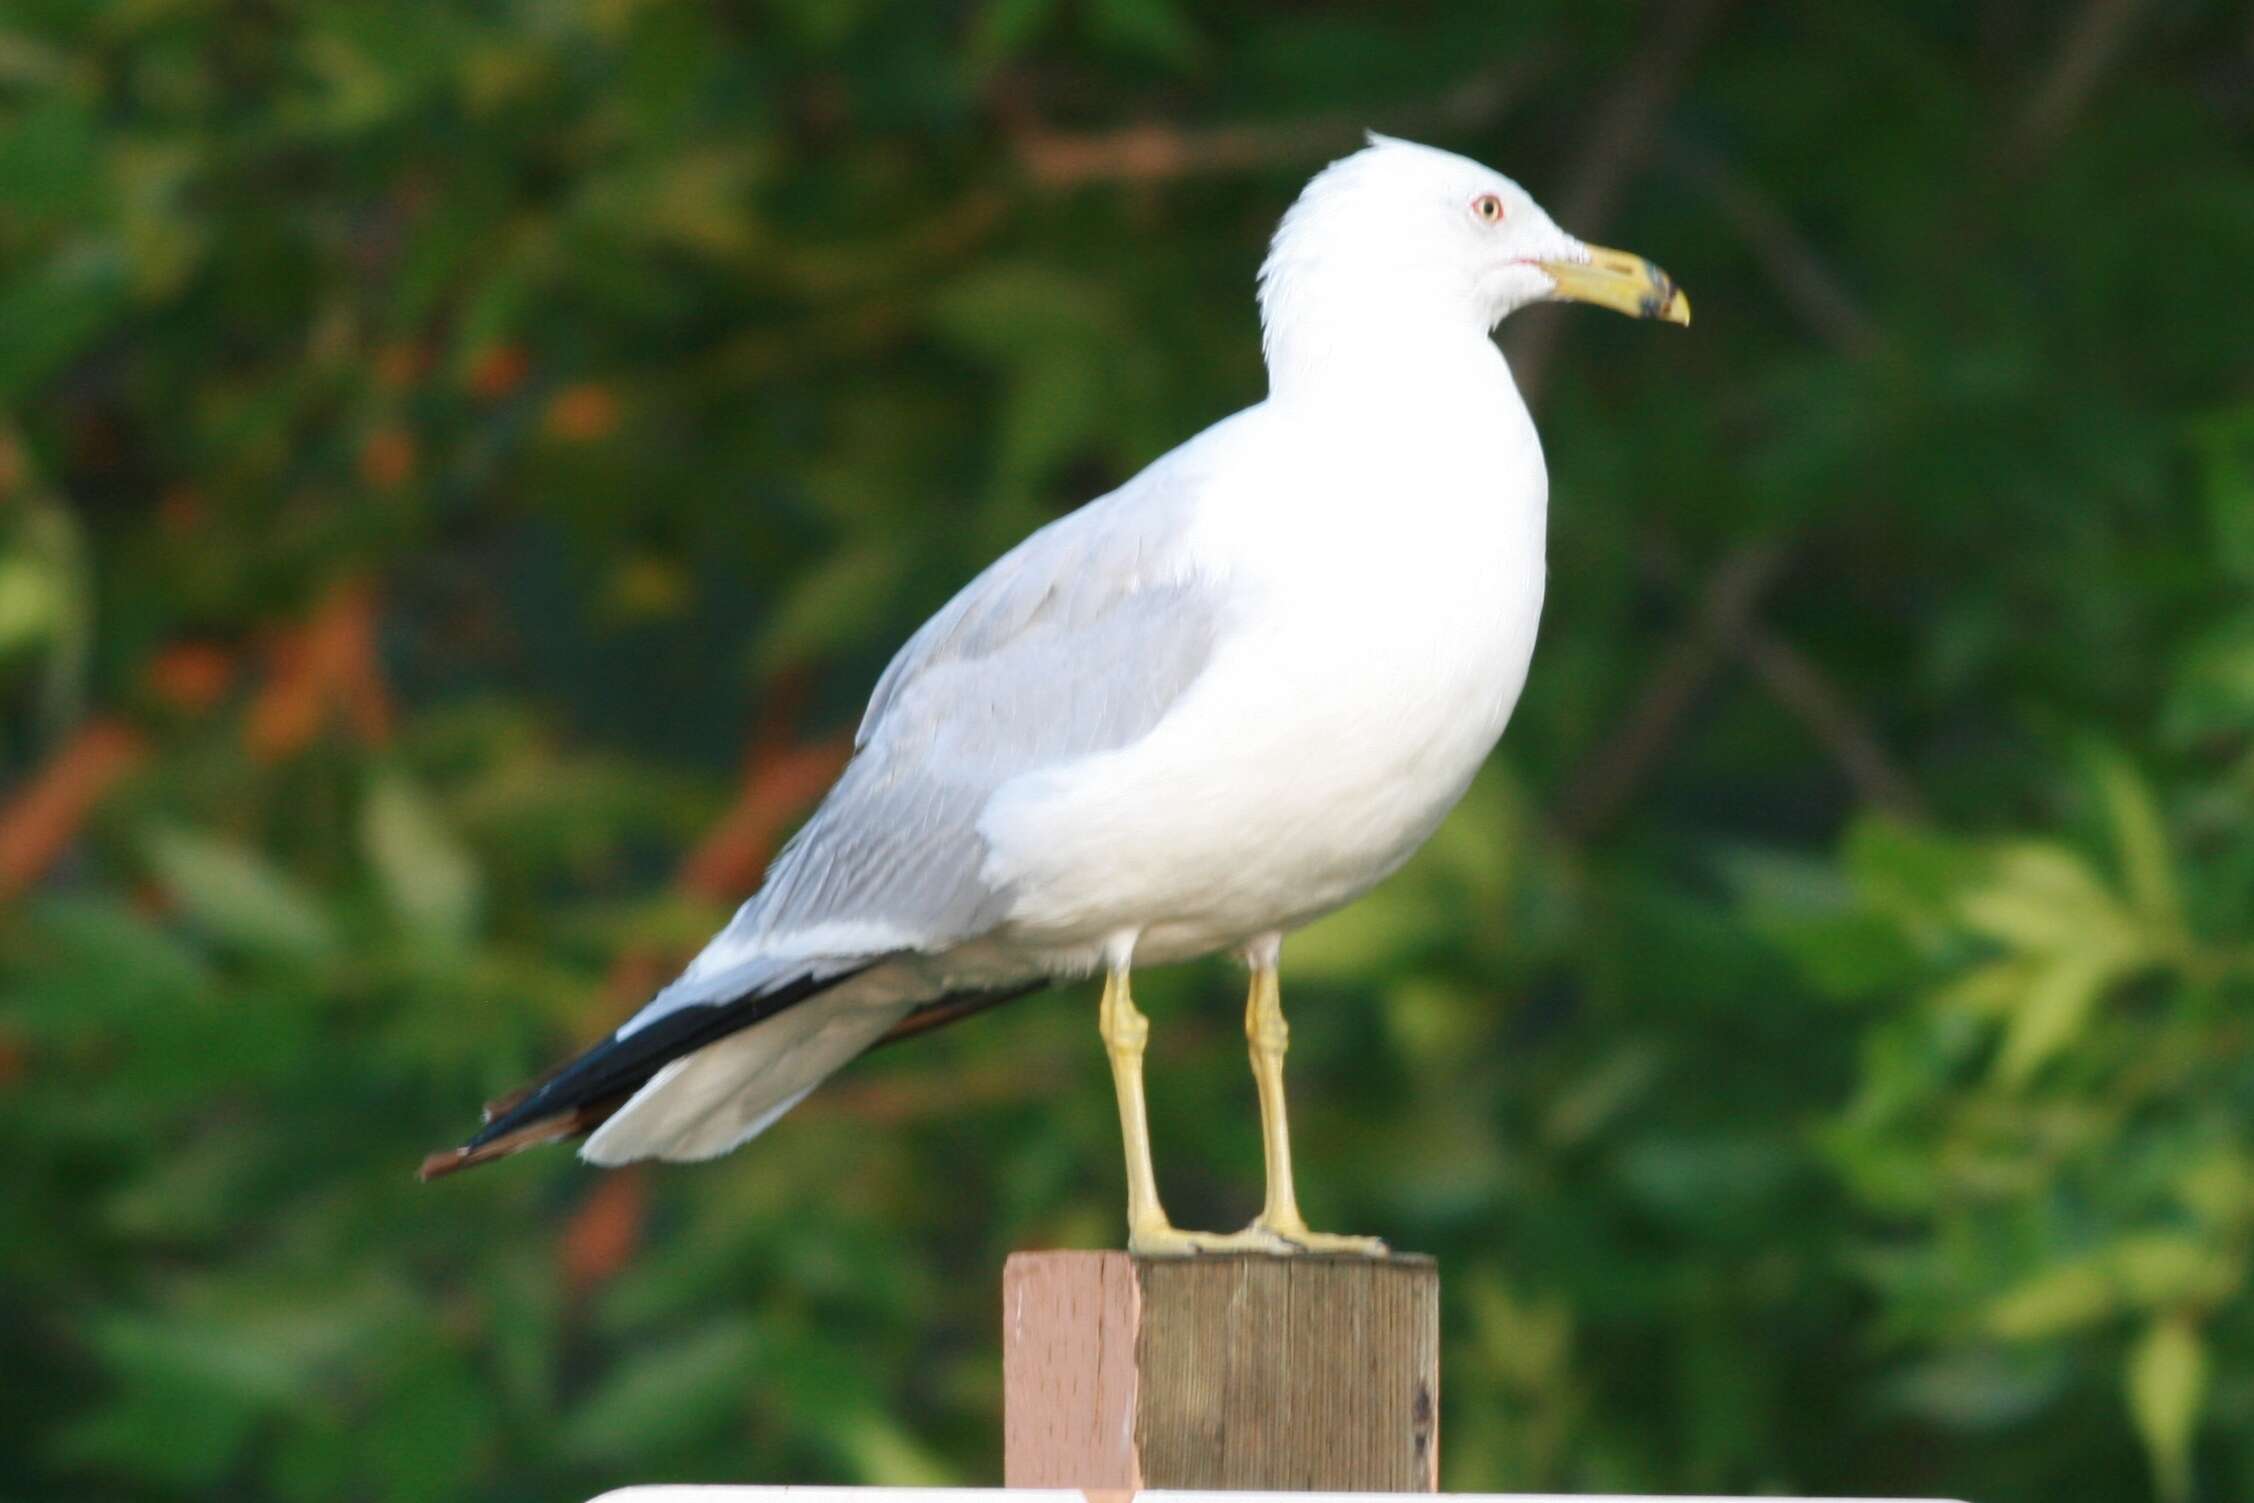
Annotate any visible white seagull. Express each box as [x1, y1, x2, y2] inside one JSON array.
[[424, 135, 1687, 1256]]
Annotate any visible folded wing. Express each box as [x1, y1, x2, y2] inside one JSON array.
[[422, 434, 1240, 1174]]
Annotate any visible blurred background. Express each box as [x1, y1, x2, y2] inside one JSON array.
[[3, 2, 2251, 1500]]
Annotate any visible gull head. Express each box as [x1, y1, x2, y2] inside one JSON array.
[[1258, 134, 1687, 377]]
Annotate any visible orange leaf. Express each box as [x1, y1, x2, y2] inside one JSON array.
[[561, 1166, 647, 1293], [466, 344, 531, 400], [145, 642, 236, 714], [544, 384, 620, 443], [358, 427, 417, 491], [158, 485, 205, 535], [0, 719, 146, 903], [245, 579, 394, 759], [0, 431, 26, 503], [373, 341, 429, 391]]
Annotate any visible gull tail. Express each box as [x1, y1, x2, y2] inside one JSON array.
[[419, 964, 871, 1179], [418, 965, 1045, 1180]]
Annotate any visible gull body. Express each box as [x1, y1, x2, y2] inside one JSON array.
[[978, 366, 1544, 971], [426, 135, 1686, 1252]]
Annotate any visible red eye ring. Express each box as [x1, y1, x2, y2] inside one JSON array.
[[1472, 193, 1506, 224]]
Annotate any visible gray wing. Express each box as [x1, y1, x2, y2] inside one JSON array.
[[659, 448, 1232, 1006]]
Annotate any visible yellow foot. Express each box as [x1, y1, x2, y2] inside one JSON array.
[[1127, 1222, 1299, 1257], [1254, 1219, 1391, 1257]]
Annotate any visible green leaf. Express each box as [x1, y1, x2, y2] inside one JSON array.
[[0, 98, 101, 227], [0, 246, 130, 401], [1843, 816, 1981, 942], [1726, 842, 1918, 997], [360, 772, 482, 947], [1956, 842, 2138, 961], [1382, 975, 1485, 1065], [1285, 878, 1441, 980], [1088, 0, 1207, 68], [928, 266, 1137, 499], [2162, 612, 2254, 747], [1418, 768, 1523, 899], [2127, 1314, 2207, 1503], [2111, 1234, 2241, 1310], [10, 895, 211, 1026], [0, 550, 69, 656], [2191, 404, 2254, 582], [87, 1311, 308, 1406], [50, 1312, 305, 1488], [50, 1377, 261, 1489], [1985, 1258, 2116, 1340], [2176, 1150, 2254, 1234], [754, 543, 904, 671], [1992, 952, 2114, 1086], [1928, 956, 2036, 1018], [966, 0, 1063, 70], [372, 1350, 495, 1503], [564, 1319, 760, 1463], [2090, 750, 2185, 941], [838, 1411, 958, 1486], [142, 825, 337, 961], [1883, 1349, 2068, 1430]]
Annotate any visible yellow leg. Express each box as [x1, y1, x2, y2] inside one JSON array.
[[1100, 968, 1291, 1257], [1244, 964, 1388, 1256]]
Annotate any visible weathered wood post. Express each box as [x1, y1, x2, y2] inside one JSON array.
[[1002, 1251, 1440, 1492]]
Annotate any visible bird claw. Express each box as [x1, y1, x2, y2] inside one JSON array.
[[1126, 1223, 1299, 1257], [1281, 1231, 1392, 1257], [1252, 1219, 1391, 1257], [1126, 1220, 1390, 1258]]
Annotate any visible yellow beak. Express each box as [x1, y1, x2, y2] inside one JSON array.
[[1534, 244, 1690, 325]]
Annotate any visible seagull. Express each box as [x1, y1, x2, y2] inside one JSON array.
[[422, 134, 1687, 1256]]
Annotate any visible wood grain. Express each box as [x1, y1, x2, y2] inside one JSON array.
[[1002, 1251, 1439, 1491]]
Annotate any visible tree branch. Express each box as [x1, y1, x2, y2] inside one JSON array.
[[2000, 0, 2162, 167], [1668, 138, 1882, 357], [1504, 0, 1735, 402], [1553, 538, 1786, 840], [1728, 621, 1928, 820], [1005, 54, 1557, 189]]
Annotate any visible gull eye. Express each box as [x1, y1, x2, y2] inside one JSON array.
[[1471, 193, 1506, 225]]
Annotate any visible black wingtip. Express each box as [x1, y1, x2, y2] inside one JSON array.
[[428, 964, 877, 1178], [421, 1096, 624, 1181], [417, 1149, 462, 1181], [419, 967, 1050, 1183]]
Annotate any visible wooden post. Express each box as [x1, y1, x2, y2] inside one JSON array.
[[1002, 1251, 1439, 1492]]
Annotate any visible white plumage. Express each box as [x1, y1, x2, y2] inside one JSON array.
[[433, 135, 1687, 1249]]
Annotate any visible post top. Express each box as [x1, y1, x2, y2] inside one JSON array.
[[1003, 1248, 1438, 1269]]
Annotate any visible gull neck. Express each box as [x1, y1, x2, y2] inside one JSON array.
[[1264, 315, 1520, 417]]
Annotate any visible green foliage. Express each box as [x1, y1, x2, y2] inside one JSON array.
[[2, 3, 2250, 1501]]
